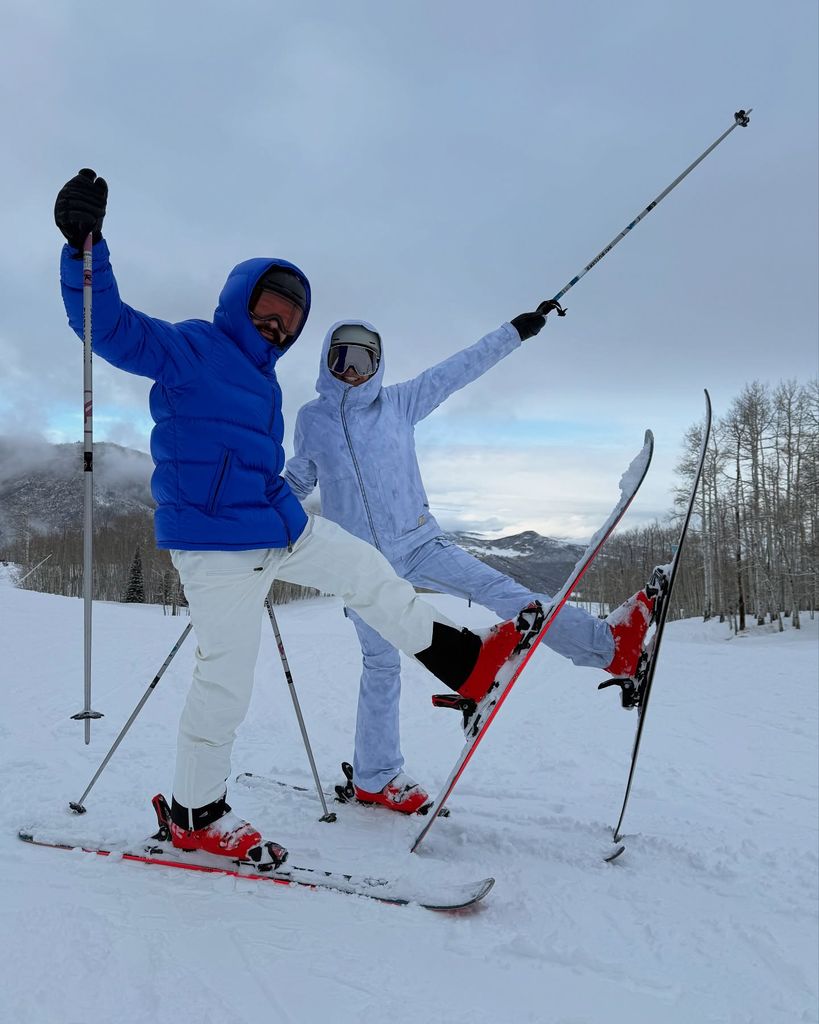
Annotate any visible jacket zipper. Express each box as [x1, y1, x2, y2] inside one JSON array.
[[207, 449, 231, 515], [340, 388, 382, 552]]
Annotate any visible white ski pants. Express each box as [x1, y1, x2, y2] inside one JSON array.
[[170, 514, 454, 813]]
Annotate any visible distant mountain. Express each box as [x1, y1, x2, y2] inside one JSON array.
[[0, 438, 154, 545], [446, 530, 585, 595], [0, 439, 583, 594]]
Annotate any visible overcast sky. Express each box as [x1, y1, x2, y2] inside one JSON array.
[[1, 1, 816, 539]]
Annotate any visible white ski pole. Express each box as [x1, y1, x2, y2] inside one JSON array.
[[71, 231, 103, 743], [536, 110, 752, 319]]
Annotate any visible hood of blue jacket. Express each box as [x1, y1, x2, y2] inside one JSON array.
[[214, 257, 312, 373]]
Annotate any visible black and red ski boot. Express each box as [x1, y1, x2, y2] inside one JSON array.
[[151, 794, 288, 870]]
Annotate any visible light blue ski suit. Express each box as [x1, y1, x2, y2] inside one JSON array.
[[284, 320, 614, 791]]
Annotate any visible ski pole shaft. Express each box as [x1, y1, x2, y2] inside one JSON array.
[[71, 232, 103, 742], [542, 110, 752, 316], [265, 598, 336, 823], [69, 623, 193, 813], [16, 552, 53, 585]]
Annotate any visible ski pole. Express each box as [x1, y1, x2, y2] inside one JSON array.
[[16, 552, 53, 585], [536, 109, 752, 319], [265, 598, 336, 823], [69, 623, 193, 813], [71, 231, 103, 743]]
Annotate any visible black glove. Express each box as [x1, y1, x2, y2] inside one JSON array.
[[54, 168, 108, 253], [510, 308, 547, 341]]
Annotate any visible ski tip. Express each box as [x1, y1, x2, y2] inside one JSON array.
[[604, 844, 626, 863], [419, 876, 495, 911]]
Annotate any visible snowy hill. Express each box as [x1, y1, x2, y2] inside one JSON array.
[[1, 576, 817, 1023]]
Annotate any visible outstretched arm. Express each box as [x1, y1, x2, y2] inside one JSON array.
[[390, 300, 551, 424], [390, 322, 522, 425]]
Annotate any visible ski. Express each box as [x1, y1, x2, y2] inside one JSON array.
[[17, 826, 493, 911], [410, 430, 654, 853], [236, 764, 450, 817], [601, 390, 712, 854]]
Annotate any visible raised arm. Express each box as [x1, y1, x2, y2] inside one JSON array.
[[390, 303, 547, 424], [56, 169, 197, 384]]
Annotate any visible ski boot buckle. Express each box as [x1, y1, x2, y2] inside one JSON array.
[[514, 601, 545, 653], [334, 761, 356, 804], [150, 793, 173, 843]]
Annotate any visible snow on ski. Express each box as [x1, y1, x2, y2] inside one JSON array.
[[602, 390, 713, 854], [17, 829, 494, 911], [410, 430, 654, 854]]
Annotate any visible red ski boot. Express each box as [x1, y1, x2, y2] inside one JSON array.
[[153, 794, 288, 869], [354, 771, 430, 815], [458, 603, 544, 702], [604, 589, 655, 677]]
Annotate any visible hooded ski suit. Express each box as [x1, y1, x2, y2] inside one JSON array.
[[58, 245, 471, 821], [284, 320, 615, 791]]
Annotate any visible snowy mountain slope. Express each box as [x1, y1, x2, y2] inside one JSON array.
[[446, 529, 585, 595], [0, 439, 154, 544], [1, 575, 816, 1024]]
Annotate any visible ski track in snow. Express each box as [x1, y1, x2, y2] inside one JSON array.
[[1, 573, 817, 1024]]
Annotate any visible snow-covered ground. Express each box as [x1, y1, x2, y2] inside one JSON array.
[[1, 571, 817, 1024]]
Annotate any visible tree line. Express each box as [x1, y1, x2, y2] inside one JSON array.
[[581, 380, 818, 630], [2, 512, 319, 610], [3, 379, 816, 628]]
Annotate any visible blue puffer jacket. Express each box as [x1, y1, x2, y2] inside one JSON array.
[[60, 241, 310, 550], [284, 319, 521, 562]]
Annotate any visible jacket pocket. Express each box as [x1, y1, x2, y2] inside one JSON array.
[[206, 448, 233, 515]]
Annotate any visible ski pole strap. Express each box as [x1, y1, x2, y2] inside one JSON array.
[[536, 299, 567, 318]]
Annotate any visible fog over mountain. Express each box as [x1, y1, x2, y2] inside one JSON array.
[[0, 437, 154, 545]]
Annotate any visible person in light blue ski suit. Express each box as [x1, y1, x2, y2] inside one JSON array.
[[284, 313, 631, 810]]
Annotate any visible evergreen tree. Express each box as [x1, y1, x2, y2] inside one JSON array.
[[123, 546, 145, 603]]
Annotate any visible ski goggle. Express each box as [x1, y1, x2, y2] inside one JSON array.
[[328, 325, 381, 377], [249, 289, 304, 336]]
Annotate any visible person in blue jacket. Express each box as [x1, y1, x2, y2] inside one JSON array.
[[284, 320, 654, 813], [53, 169, 549, 865]]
